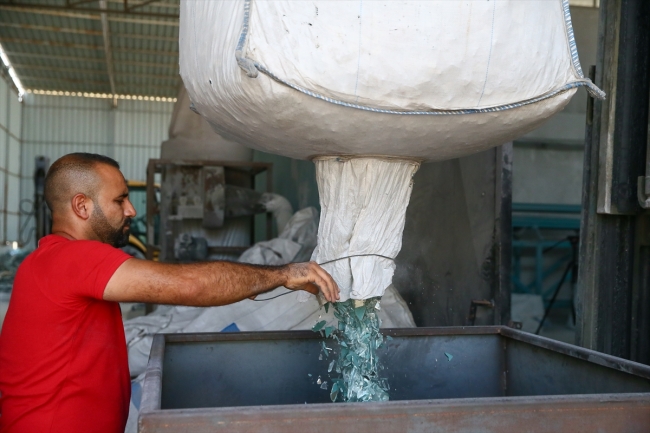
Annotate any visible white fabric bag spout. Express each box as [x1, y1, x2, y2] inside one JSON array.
[[180, 0, 604, 162]]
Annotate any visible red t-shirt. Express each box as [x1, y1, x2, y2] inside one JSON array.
[[0, 235, 132, 433]]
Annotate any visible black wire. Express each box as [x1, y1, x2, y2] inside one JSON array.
[[252, 290, 293, 301], [317, 253, 395, 266], [252, 253, 395, 302]]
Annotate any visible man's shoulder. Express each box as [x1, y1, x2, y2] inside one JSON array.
[[39, 235, 120, 255]]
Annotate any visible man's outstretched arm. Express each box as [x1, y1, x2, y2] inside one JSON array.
[[103, 259, 339, 306]]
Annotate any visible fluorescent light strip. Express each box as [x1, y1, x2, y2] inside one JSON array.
[[0, 43, 26, 101], [27, 89, 177, 103]]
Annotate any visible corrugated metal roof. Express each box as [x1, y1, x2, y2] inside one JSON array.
[[0, 0, 180, 97]]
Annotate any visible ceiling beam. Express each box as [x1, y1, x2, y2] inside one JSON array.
[[0, 1, 179, 19], [0, 22, 102, 36], [110, 0, 178, 9], [0, 38, 179, 57], [5, 51, 106, 63], [0, 22, 178, 42], [0, 5, 178, 26], [124, 0, 158, 12], [6, 52, 178, 69], [22, 77, 177, 92], [99, 0, 117, 106], [67, 0, 100, 7], [13, 64, 107, 75], [67, 0, 179, 8], [21, 76, 111, 86], [0, 37, 103, 51], [14, 64, 178, 81]]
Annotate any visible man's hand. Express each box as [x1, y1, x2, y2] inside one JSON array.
[[283, 262, 340, 303]]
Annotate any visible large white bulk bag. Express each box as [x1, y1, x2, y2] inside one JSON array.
[[160, 85, 253, 161], [179, 0, 603, 162]]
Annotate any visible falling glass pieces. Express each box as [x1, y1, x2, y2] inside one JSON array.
[[312, 320, 327, 332], [330, 381, 340, 402], [329, 297, 389, 403], [320, 381, 328, 390], [328, 360, 336, 372], [444, 352, 453, 361]]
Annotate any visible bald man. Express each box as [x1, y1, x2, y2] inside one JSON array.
[[0, 153, 339, 433]]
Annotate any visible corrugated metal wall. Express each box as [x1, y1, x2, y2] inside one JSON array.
[[20, 94, 173, 246], [0, 73, 22, 245]]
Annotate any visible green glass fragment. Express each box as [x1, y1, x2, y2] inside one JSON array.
[[444, 352, 453, 361], [324, 302, 330, 314], [354, 305, 366, 321], [311, 297, 390, 403], [312, 320, 327, 332]]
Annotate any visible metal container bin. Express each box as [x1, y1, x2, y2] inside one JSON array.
[[139, 326, 650, 432]]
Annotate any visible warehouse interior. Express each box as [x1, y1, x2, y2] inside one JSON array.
[[2, 0, 650, 431]]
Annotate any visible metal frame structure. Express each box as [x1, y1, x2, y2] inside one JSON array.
[[512, 203, 580, 302], [576, 0, 650, 363]]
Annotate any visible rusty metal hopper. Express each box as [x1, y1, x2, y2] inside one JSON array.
[[139, 327, 650, 432]]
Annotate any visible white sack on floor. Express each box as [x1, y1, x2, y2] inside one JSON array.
[[180, 0, 604, 162], [124, 207, 417, 377]]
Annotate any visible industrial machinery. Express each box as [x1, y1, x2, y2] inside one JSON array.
[[145, 159, 277, 263]]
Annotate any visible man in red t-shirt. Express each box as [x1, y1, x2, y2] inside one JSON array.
[[0, 153, 339, 433]]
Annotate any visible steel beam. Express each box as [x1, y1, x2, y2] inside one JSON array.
[[14, 65, 176, 81], [577, 0, 650, 363], [98, 0, 117, 106], [0, 5, 178, 26], [6, 52, 178, 70], [0, 22, 178, 42], [0, 1, 178, 19], [0, 37, 178, 57]]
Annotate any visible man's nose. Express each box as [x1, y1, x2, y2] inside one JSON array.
[[125, 200, 137, 218]]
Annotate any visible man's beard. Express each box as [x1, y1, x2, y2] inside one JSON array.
[[90, 203, 131, 248]]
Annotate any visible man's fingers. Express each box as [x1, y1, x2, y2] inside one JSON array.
[[301, 282, 319, 296], [285, 262, 340, 303], [310, 264, 339, 302]]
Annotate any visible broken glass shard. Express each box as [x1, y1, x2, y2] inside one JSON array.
[[312, 320, 327, 332]]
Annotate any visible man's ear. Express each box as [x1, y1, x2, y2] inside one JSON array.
[[71, 193, 92, 220]]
